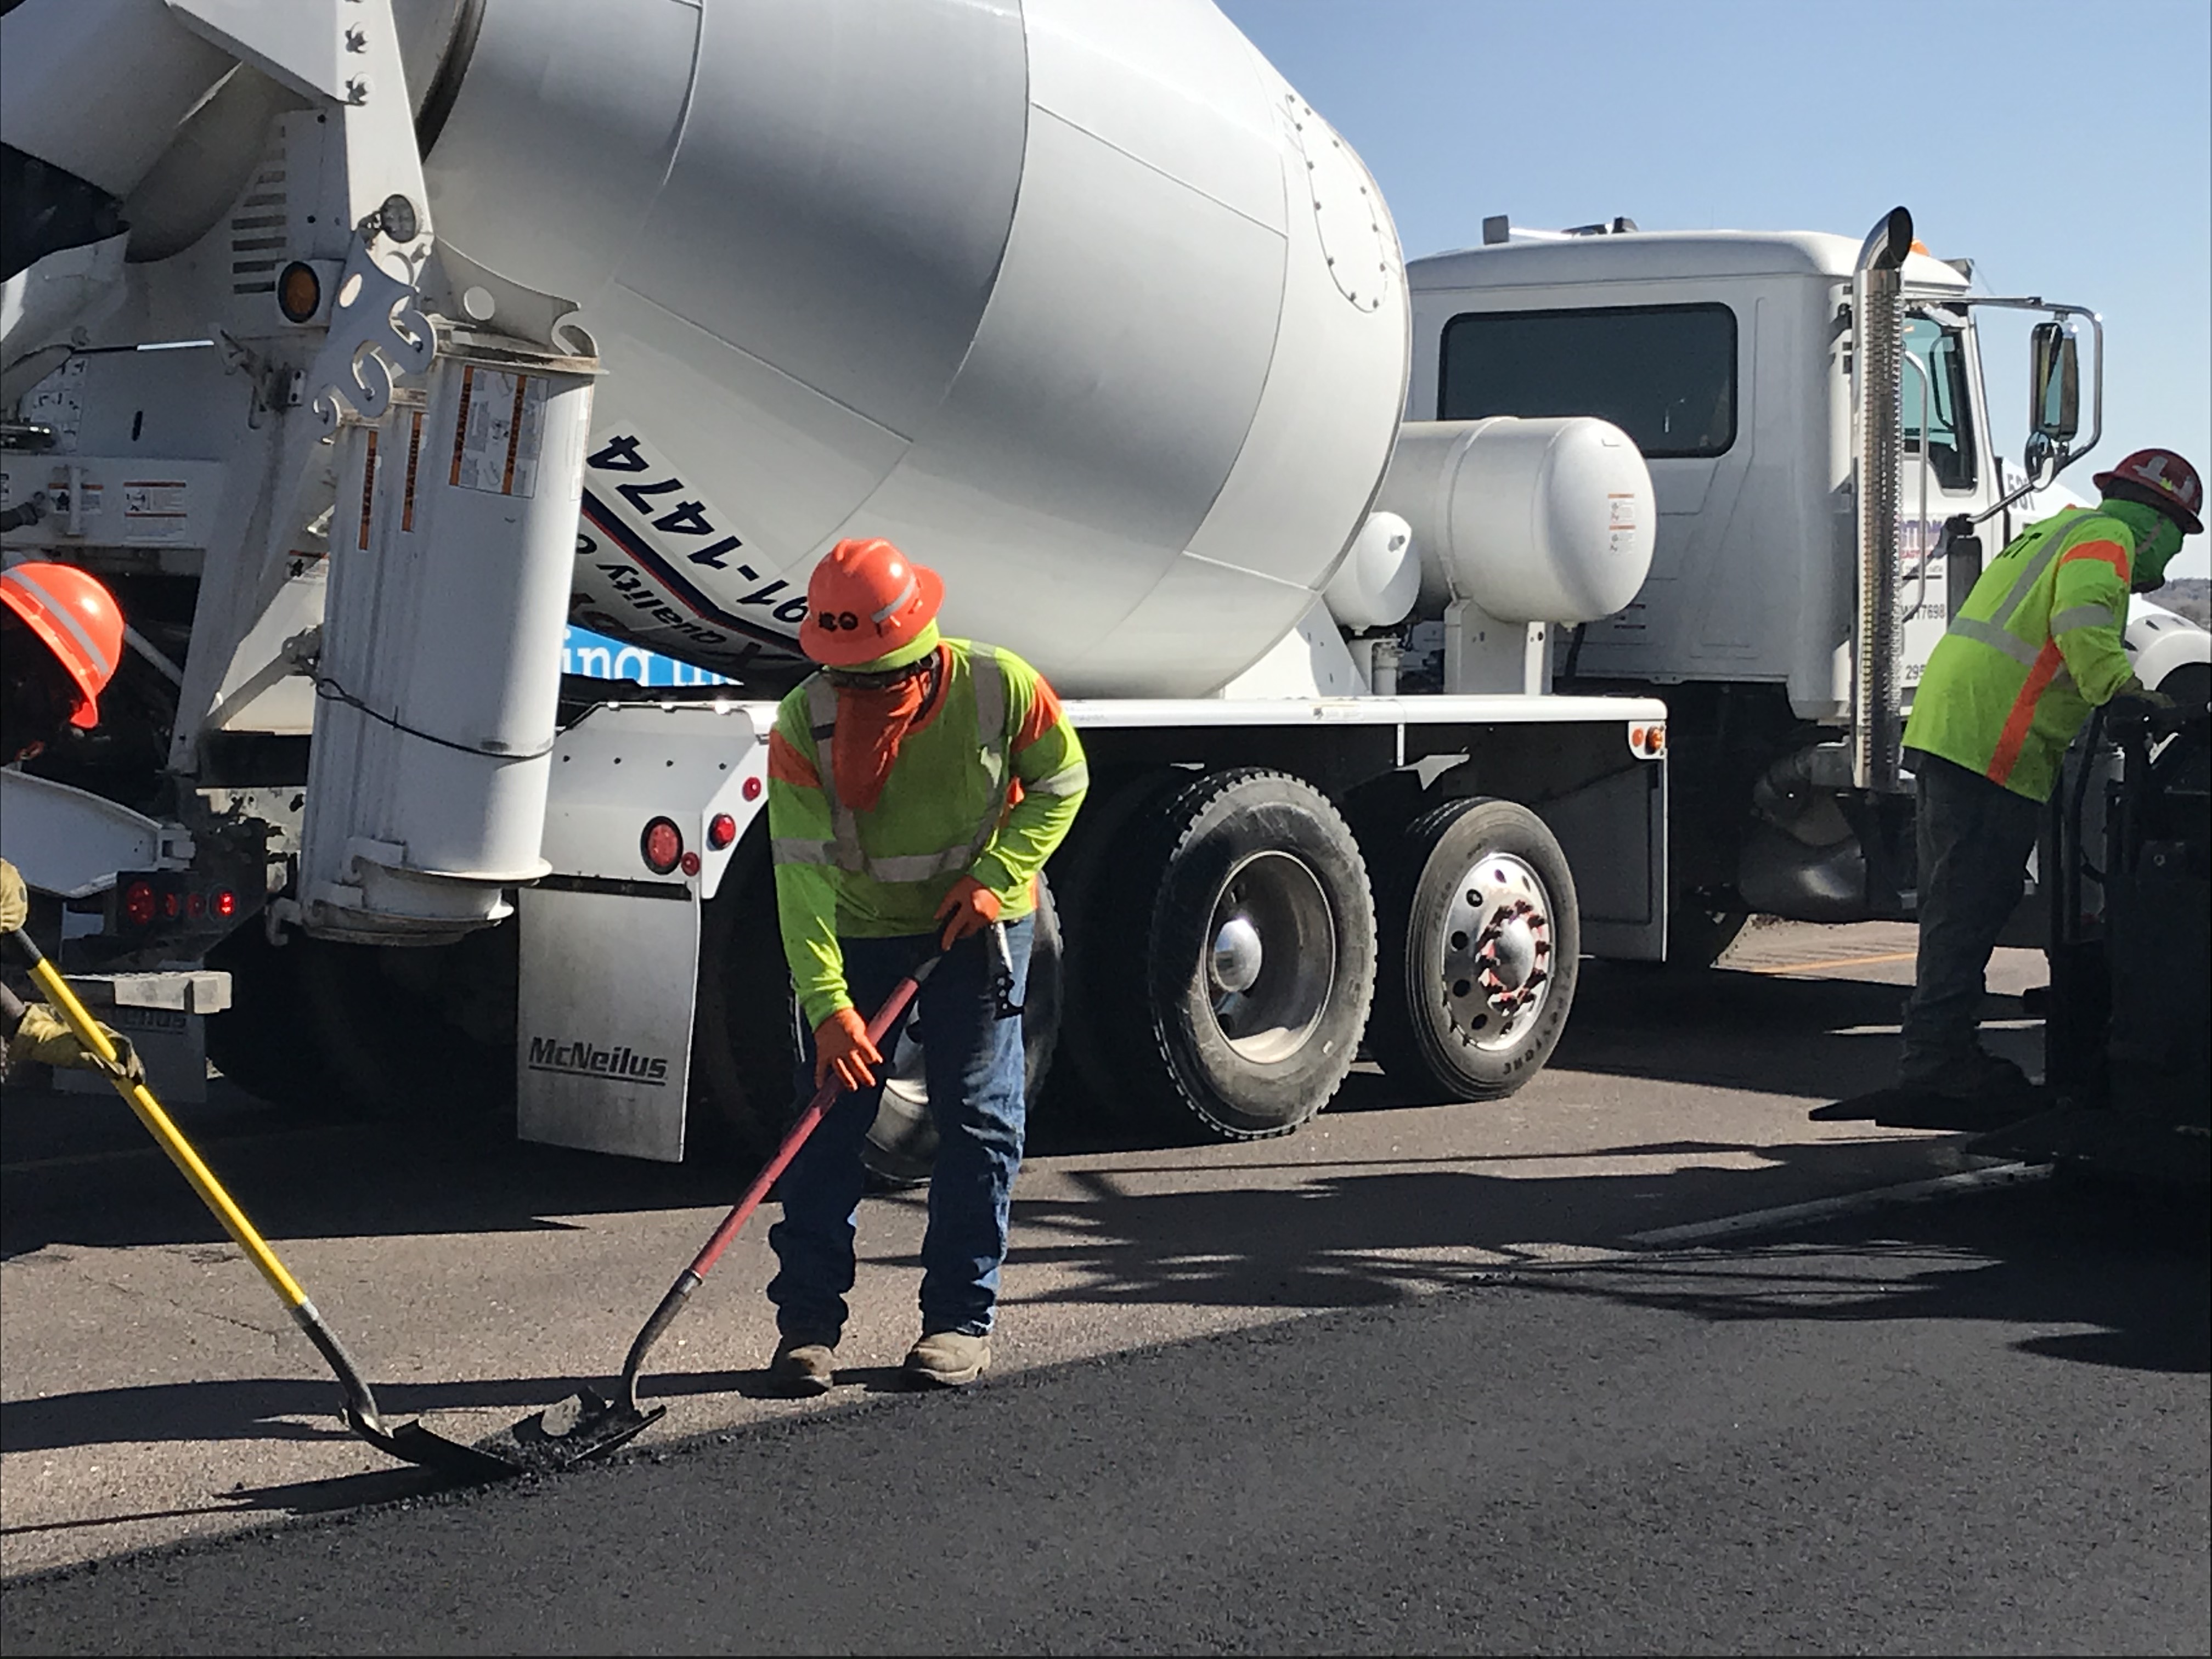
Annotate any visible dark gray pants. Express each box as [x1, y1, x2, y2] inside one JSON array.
[[1899, 749, 2044, 1092]]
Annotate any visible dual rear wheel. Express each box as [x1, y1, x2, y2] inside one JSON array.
[[1365, 798, 1580, 1100], [1052, 770, 1579, 1138], [1058, 768, 1376, 1139]]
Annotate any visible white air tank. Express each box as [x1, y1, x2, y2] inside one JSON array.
[[1380, 417, 1656, 624], [411, 0, 1409, 696]]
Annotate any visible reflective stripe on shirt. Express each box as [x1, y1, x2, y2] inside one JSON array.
[[2050, 602, 2116, 635], [1028, 759, 1090, 797], [1944, 617, 2039, 665]]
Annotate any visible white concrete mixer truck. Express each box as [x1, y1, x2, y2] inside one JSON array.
[[0, 0, 1670, 1165]]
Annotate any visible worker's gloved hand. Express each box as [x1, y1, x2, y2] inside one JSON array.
[[2112, 681, 2177, 715], [7, 1003, 145, 1083], [0, 858, 26, 936], [2108, 683, 2181, 740], [812, 1007, 882, 1093], [933, 874, 1001, 950]]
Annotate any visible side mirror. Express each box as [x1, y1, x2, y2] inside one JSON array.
[[2029, 321, 2080, 443]]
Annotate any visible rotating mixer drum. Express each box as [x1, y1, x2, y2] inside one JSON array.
[[412, 0, 1412, 695]]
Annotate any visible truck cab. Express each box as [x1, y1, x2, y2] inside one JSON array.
[[1412, 228, 1997, 717], [1407, 219, 2135, 957]]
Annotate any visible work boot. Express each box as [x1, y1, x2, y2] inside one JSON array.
[[903, 1330, 990, 1389], [1911, 1047, 2033, 1102], [1941, 1049, 2033, 1101], [767, 1335, 838, 1397]]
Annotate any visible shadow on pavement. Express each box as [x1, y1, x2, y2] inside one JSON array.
[[0, 1468, 450, 1540], [1, 961, 2032, 1261], [1554, 961, 2036, 1102], [1487, 1176, 2210, 1377]]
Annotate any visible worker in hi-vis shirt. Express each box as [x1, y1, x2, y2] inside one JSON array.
[[1890, 447, 2202, 1124], [764, 537, 1086, 1391]]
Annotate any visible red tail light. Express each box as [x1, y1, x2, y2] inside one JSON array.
[[641, 817, 683, 875], [707, 812, 737, 850], [124, 881, 156, 927], [214, 889, 236, 918]]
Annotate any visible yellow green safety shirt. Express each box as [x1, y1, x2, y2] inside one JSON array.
[[766, 639, 1087, 1027], [1903, 505, 2136, 802]]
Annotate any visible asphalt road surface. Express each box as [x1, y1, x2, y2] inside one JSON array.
[[3, 923, 2205, 1652]]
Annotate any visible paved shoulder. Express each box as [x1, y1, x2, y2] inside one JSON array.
[[5, 1185, 2203, 1656]]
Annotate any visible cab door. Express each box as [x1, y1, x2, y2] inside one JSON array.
[[1897, 308, 1996, 700]]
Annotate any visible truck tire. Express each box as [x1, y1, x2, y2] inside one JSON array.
[[1092, 768, 1375, 1139], [208, 923, 516, 1121], [691, 828, 800, 1163], [1036, 765, 1188, 1138], [288, 929, 518, 1122], [204, 922, 335, 1109], [1367, 797, 1579, 1101], [859, 878, 1064, 1186]]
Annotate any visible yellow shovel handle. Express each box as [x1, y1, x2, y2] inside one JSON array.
[[15, 939, 308, 1311]]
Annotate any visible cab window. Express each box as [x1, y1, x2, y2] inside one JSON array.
[[1902, 315, 1977, 492], [1438, 302, 1737, 459]]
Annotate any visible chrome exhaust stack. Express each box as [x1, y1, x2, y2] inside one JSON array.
[[1851, 206, 1914, 794]]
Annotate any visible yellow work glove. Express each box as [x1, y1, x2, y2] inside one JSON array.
[[0, 858, 26, 936], [8, 1003, 145, 1083], [933, 874, 1001, 950], [812, 1007, 882, 1094]]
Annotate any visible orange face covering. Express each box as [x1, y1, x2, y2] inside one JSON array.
[[832, 646, 946, 814]]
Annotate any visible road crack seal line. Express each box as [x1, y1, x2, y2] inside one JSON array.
[[39, 1248, 292, 1342]]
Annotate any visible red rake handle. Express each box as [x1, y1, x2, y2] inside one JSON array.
[[688, 960, 932, 1279]]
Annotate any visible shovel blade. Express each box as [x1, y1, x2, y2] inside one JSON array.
[[474, 1388, 668, 1475], [386, 1418, 531, 1483], [345, 1408, 529, 1484]]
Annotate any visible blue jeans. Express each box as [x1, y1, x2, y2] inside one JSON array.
[[766, 917, 1031, 1341]]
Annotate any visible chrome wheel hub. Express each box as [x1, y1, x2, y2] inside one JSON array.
[[1204, 851, 1336, 1064], [1210, 913, 1265, 995], [1437, 852, 1553, 1052]]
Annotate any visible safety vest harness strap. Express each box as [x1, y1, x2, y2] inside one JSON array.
[[970, 646, 1005, 793], [800, 642, 1011, 885], [1932, 512, 2119, 727], [805, 675, 868, 874]]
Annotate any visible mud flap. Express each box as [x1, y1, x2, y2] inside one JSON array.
[[516, 882, 700, 1161]]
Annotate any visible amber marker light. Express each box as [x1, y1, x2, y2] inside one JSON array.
[[277, 261, 322, 324]]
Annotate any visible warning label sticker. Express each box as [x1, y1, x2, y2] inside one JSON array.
[[123, 481, 189, 518], [449, 366, 547, 498]]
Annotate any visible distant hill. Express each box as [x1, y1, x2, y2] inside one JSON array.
[[2151, 577, 2210, 627]]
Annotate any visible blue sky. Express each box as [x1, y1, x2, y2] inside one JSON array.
[[1219, 0, 2212, 577]]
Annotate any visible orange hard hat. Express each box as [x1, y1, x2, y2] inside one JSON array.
[[800, 537, 944, 667], [1, 561, 123, 728]]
